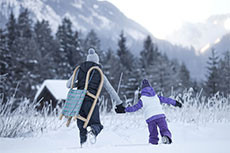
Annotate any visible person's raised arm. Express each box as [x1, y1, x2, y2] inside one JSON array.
[[103, 75, 126, 113], [125, 99, 143, 112], [103, 75, 122, 105], [158, 95, 182, 108]]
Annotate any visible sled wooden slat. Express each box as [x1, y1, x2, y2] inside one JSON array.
[[59, 66, 104, 128], [66, 117, 72, 127], [74, 115, 87, 122], [59, 114, 64, 120], [82, 66, 104, 128], [86, 91, 97, 99], [71, 66, 80, 89]]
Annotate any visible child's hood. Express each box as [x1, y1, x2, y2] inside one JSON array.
[[141, 87, 156, 97]]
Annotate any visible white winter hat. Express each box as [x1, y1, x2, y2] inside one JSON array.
[[86, 48, 100, 64]]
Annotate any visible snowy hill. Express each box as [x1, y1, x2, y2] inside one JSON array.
[[1, 114, 230, 153], [1, 89, 230, 153]]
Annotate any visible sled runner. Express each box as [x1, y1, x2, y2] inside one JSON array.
[[59, 66, 104, 128]]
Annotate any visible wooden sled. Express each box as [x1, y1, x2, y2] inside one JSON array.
[[59, 66, 104, 128]]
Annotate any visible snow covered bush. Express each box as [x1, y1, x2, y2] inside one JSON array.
[[163, 88, 230, 125], [100, 88, 230, 129], [1, 87, 229, 138], [0, 99, 63, 138]]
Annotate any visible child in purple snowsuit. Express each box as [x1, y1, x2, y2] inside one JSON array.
[[125, 79, 182, 145]]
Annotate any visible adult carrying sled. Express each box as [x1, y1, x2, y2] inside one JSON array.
[[59, 66, 104, 128]]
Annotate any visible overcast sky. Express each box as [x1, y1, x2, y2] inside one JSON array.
[[106, 0, 230, 39]]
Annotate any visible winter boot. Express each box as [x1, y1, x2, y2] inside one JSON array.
[[87, 126, 96, 144], [162, 136, 172, 144]]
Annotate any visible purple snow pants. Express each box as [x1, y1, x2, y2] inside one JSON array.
[[147, 117, 172, 145]]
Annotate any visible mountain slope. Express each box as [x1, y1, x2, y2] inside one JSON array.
[[0, 0, 203, 79], [201, 33, 230, 58], [167, 14, 230, 51], [212, 33, 230, 54], [0, 0, 149, 52]]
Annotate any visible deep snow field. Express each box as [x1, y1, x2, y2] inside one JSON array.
[[1, 114, 230, 153]]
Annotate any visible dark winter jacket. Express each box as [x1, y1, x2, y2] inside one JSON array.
[[73, 61, 102, 103], [76, 61, 102, 96], [66, 62, 123, 105]]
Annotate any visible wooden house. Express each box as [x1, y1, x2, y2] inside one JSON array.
[[34, 80, 69, 110]]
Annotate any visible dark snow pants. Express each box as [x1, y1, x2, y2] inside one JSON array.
[[147, 117, 172, 144], [77, 97, 103, 144]]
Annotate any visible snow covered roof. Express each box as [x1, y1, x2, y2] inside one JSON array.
[[34, 80, 69, 101]]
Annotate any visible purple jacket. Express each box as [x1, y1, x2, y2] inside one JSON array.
[[125, 87, 176, 123]]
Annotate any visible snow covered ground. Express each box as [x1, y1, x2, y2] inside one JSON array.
[[1, 114, 230, 153]]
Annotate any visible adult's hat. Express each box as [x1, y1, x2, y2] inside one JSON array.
[[86, 48, 99, 64]]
